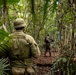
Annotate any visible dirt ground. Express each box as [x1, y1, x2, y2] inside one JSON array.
[[33, 49, 60, 75]]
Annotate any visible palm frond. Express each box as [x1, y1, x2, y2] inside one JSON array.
[[0, 29, 9, 42], [0, 30, 11, 75], [43, 0, 50, 20], [0, 58, 10, 75]]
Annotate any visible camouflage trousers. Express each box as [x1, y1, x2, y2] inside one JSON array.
[[11, 66, 37, 75]]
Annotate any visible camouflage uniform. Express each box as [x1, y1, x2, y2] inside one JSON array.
[[44, 34, 51, 56], [2, 18, 41, 75]]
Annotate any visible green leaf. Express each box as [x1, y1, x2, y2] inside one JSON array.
[[0, 0, 20, 6], [0, 29, 9, 41], [57, 58, 61, 62], [0, 0, 3, 5], [7, 0, 20, 4], [62, 57, 67, 62], [0, 58, 10, 75]]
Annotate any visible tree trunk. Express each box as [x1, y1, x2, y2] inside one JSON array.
[[2, 0, 8, 32]]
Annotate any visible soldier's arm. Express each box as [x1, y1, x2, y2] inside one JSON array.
[[26, 35, 41, 58], [30, 42, 41, 58]]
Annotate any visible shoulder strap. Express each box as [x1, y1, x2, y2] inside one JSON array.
[[24, 35, 32, 57]]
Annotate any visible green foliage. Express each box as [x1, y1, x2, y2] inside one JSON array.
[[51, 57, 74, 75], [0, 29, 9, 42], [0, 0, 20, 6], [0, 29, 11, 58], [31, 0, 35, 16], [0, 58, 10, 75], [62, 57, 67, 63], [0, 30, 11, 75], [52, 0, 59, 13], [43, 0, 50, 21]]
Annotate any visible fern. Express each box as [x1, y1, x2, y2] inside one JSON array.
[[0, 30, 11, 75], [0, 58, 10, 75]]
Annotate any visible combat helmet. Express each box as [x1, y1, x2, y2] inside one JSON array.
[[14, 18, 26, 28]]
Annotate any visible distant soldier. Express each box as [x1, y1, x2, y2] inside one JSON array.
[[44, 34, 51, 56], [0, 18, 41, 75]]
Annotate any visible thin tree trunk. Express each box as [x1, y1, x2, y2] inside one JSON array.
[[2, 0, 8, 32], [58, 1, 63, 55]]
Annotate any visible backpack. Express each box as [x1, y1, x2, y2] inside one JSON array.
[[9, 34, 37, 75], [10, 35, 30, 59]]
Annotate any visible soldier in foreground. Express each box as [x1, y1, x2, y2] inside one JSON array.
[[0, 18, 41, 75]]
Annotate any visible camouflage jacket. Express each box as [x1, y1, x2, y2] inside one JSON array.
[[0, 30, 41, 67]]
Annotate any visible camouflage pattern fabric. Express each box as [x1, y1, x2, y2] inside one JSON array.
[[0, 18, 41, 75], [8, 31, 41, 75]]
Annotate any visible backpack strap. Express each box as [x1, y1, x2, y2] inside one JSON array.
[[24, 35, 32, 58]]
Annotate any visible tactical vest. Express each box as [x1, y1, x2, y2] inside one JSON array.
[[8, 33, 32, 67]]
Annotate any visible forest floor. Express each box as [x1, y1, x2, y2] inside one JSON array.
[[33, 49, 60, 75]]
